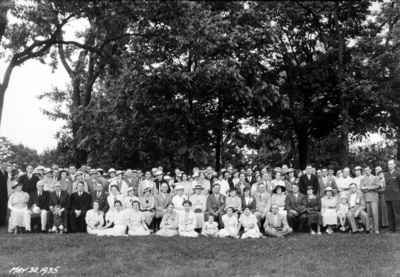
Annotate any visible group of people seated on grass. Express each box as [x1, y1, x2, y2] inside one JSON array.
[[2, 158, 400, 238]]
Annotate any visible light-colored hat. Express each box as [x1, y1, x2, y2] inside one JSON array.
[[31, 206, 41, 214], [116, 170, 124, 176], [108, 168, 116, 174], [324, 187, 333, 194], [90, 169, 98, 175], [175, 184, 184, 191], [74, 171, 84, 176], [224, 205, 236, 212], [36, 166, 45, 171], [97, 168, 104, 173], [164, 175, 171, 180], [273, 167, 282, 173], [194, 184, 204, 190], [155, 170, 163, 176], [44, 168, 52, 174], [192, 172, 199, 178], [127, 187, 136, 193], [353, 166, 362, 172], [143, 187, 152, 193], [287, 168, 295, 173]]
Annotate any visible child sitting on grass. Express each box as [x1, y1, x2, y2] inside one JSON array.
[[51, 205, 64, 234], [337, 196, 349, 231], [201, 214, 219, 237]]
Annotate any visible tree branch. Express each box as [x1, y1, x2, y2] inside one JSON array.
[[57, 30, 73, 77]]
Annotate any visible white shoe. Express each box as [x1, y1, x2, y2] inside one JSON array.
[[317, 232, 322, 235], [310, 231, 316, 235]]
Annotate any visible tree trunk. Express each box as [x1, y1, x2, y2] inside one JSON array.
[[215, 132, 222, 172], [340, 99, 350, 167], [296, 128, 308, 170]]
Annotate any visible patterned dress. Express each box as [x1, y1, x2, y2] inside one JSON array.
[[85, 209, 105, 235], [156, 211, 179, 237], [7, 191, 30, 232], [126, 210, 150, 236]]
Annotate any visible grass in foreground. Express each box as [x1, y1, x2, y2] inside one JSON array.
[[0, 227, 399, 277]]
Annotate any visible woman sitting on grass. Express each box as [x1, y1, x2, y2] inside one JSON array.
[[156, 202, 179, 237], [178, 200, 198, 237], [85, 200, 105, 235], [123, 187, 139, 209], [201, 214, 219, 237], [238, 206, 263, 239], [140, 187, 155, 232], [126, 200, 151, 236], [97, 200, 127, 236], [219, 206, 239, 238]]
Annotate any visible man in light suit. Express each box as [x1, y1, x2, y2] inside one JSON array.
[[346, 183, 370, 234], [124, 169, 139, 192], [154, 183, 173, 230], [138, 171, 156, 197], [299, 165, 319, 195], [19, 165, 40, 195], [360, 166, 381, 233], [285, 183, 307, 232], [48, 183, 70, 233], [90, 182, 108, 213], [86, 169, 99, 193], [205, 184, 226, 228], [25, 182, 50, 232], [317, 168, 338, 199], [385, 159, 400, 233], [264, 204, 293, 238], [252, 184, 272, 226]]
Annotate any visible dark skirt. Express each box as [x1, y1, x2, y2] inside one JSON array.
[[379, 193, 388, 227], [307, 212, 322, 226]]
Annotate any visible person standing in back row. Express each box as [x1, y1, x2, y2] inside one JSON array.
[[385, 160, 400, 233], [299, 165, 319, 195]]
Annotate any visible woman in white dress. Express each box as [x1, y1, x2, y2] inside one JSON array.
[[105, 185, 124, 223], [178, 200, 198, 237], [271, 185, 287, 215], [85, 201, 105, 235], [320, 187, 338, 234], [108, 170, 128, 196], [126, 200, 151, 236], [139, 187, 155, 230], [189, 184, 207, 229], [156, 202, 179, 237], [179, 173, 193, 197], [219, 206, 239, 238], [97, 200, 127, 236], [172, 184, 188, 216], [238, 206, 262, 239], [123, 187, 139, 209]]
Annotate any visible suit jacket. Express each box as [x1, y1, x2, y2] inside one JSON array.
[[264, 213, 290, 229], [245, 176, 257, 186], [70, 191, 92, 211], [360, 175, 380, 202], [90, 191, 108, 212], [317, 177, 338, 198], [154, 193, 173, 212], [204, 173, 215, 181], [299, 174, 319, 195], [124, 177, 139, 191], [0, 169, 8, 199], [206, 193, 226, 213], [240, 195, 256, 213], [346, 191, 366, 213], [49, 190, 70, 210], [86, 178, 100, 194], [28, 190, 50, 210], [285, 192, 307, 212], [19, 173, 40, 195], [252, 191, 272, 213], [385, 170, 400, 201]]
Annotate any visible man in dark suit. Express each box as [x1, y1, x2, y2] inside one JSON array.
[[0, 160, 8, 227], [204, 166, 215, 181], [245, 168, 257, 186], [69, 182, 92, 233], [19, 165, 40, 195], [285, 183, 308, 232], [90, 182, 108, 213], [25, 182, 50, 232], [299, 165, 319, 195], [48, 183, 70, 232], [385, 159, 400, 233], [205, 184, 226, 228]]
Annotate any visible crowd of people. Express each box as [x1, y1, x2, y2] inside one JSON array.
[[0, 159, 399, 239]]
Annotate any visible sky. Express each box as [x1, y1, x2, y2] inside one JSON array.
[[0, 2, 384, 154]]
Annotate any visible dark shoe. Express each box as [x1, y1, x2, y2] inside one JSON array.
[[63, 229, 68, 234], [351, 231, 358, 235], [365, 231, 370, 234]]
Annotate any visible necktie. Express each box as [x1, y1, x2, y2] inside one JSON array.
[[97, 192, 100, 198], [274, 215, 277, 227], [39, 192, 41, 197], [57, 192, 60, 198], [28, 174, 31, 180]]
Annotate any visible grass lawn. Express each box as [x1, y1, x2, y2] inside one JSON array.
[[0, 227, 399, 277]]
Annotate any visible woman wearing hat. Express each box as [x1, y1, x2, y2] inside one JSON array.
[[189, 184, 207, 229], [172, 184, 188, 216], [178, 200, 198, 237], [271, 185, 287, 215], [140, 187, 155, 230], [305, 186, 322, 235], [238, 206, 263, 239], [320, 187, 338, 234], [85, 200, 105, 235], [179, 173, 193, 196], [126, 200, 151, 236], [271, 169, 285, 194], [377, 169, 388, 227], [285, 168, 298, 194], [105, 185, 124, 223], [240, 187, 256, 213], [108, 171, 128, 196], [58, 169, 72, 192], [97, 200, 127, 236], [123, 187, 139, 209], [156, 202, 179, 237], [7, 182, 29, 234], [219, 206, 239, 238]]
